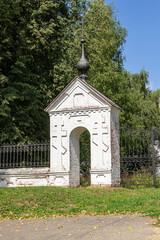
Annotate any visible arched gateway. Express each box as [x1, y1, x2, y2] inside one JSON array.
[[70, 126, 89, 187], [45, 77, 121, 187], [45, 17, 120, 187]]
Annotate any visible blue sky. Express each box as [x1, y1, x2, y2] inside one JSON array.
[[106, 0, 160, 91]]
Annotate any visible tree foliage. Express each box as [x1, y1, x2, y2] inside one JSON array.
[[0, 0, 87, 142], [75, 0, 160, 130], [0, 0, 159, 143]]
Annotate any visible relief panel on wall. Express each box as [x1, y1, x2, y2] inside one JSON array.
[[73, 93, 85, 108]]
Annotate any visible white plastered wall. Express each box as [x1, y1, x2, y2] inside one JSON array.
[[49, 107, 112, 187], [47, 77, 120, 187]]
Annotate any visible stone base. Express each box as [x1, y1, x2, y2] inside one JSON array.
[[90, 170, 111, 186], [0, 168, 70, 187], [0, 168, 114, 188], [51, 172, 69, 187]]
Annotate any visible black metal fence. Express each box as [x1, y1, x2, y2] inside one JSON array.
[[0, 142, 50, 168], [120, 127, 160, 186], [1, 127, 160, 187]]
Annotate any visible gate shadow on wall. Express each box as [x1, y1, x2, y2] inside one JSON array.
[[69, 127, 90, 187]]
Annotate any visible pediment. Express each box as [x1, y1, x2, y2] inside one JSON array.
[[45, 77, 120, 113]]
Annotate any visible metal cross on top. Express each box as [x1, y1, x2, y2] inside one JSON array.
[[81, 16, 84, 39], [77, 16, 90, 81]]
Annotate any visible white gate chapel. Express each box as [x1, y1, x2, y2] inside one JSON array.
[[45, 19, 121, 187], [45, 76, 121, 187], [0, 18, 121, 187]]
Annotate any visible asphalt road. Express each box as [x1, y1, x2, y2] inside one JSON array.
[[0, 215, 160, 240]]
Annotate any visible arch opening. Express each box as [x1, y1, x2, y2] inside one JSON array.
[[80, 130, 90, 186], [69, 127, 90, 187]]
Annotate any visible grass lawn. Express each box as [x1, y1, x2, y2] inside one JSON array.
[[0, 186, 160, 225]]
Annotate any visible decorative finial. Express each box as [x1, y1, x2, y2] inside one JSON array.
[[77, 16, 90, 81]]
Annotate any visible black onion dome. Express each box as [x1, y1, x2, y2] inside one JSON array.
[[77, 35, 90, 81], [77, 56, 90, 73]]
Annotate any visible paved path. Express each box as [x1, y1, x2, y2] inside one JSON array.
[[0, 215, 160, 240]]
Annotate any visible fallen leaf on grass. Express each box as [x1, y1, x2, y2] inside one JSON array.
[[81, 210, 87, 214]]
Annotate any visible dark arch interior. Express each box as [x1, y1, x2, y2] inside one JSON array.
[[80, 130, 91, 186], [69, 127, 90, 187]]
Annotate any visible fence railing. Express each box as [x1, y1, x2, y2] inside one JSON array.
[[1, 126, 160, 188], [120, 127, 160, 186], [0, 142, 50, 168]]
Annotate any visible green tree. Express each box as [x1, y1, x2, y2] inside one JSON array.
[[0, 0, 87, 143], [75, 1, 160, 131], [84, 0, 126, 98], [1, 0, 159, 144]]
